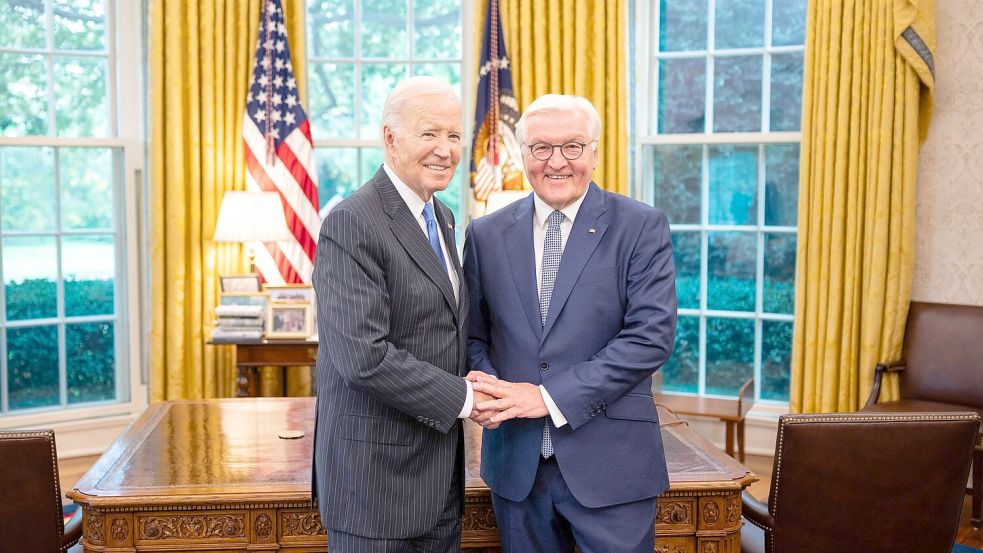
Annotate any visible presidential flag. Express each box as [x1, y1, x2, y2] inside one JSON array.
[[243, 0, 319, 284], [470, 0, 523, 205]]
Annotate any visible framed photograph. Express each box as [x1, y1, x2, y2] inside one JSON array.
[[264, 283, 315, 303], [267, 303, 313, 339], [220, 274, 261, 293]]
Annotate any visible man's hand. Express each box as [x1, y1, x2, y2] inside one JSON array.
[[472, 379, 548, 423], [469, 390, 502, 429]]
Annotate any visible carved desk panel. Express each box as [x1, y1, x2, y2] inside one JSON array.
[[68, 398, 754, 552]]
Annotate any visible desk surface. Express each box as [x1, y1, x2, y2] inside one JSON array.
[[69, 398, 754, 551]]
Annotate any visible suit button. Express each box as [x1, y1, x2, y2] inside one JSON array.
[[540, 362, 549, 371]]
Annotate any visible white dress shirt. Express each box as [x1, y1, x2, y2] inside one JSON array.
[[383, 163, 472, 418]]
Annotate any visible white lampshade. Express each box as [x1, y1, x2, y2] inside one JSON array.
[[213, 191, 293, 243]]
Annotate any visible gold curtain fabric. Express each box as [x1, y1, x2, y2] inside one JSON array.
[[473, 0, 628, 195], [149, 0, 310, 401], [790, 0, 935, 413]]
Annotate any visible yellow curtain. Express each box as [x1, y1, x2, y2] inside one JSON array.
[[474, 0, 628, 195], [790, 0, 935, 413], [149, 0, 311, 401]]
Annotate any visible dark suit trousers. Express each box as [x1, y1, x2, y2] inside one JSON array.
[[491, 456, 656, 553]]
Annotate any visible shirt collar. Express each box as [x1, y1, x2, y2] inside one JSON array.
[[383, 163, 430, 219], [533, 185, 589, 229]]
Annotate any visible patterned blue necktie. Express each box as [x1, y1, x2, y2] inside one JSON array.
[[422, 203, 447, 270], [540, 209, 564, 458]]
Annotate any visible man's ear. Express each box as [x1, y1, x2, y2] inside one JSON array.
[[383, 125, 396, 151]]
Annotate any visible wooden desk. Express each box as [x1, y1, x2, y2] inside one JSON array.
[[69, 398, 755, 552], [656, 379, 755, 462], [220, 340, 317, 397]]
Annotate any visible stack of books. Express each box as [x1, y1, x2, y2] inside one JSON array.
[[210, 304, 265, 342]]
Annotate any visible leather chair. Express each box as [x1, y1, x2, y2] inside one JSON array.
[[862, 301, 983, 528], [0, 429, 83, 552], [741, 412, 979, 553]]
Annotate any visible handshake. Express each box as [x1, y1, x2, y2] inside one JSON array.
[[466, 371, 550, 430]]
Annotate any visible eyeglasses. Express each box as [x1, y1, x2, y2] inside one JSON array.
[[524, 140, 597, 161]]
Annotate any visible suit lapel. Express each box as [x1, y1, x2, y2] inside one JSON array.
[[433, 200, 467, 319], [542, 183, 609, 341], [504, 195, 543, 340], [373, 170, 458, 317]]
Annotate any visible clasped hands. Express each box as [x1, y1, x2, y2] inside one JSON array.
[[467, 371, 549, 429]]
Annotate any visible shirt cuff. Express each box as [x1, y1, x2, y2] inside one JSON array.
[[540, 385, 568, 428], [458, 380, 474, 418]]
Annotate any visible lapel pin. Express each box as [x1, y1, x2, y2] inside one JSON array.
[[588, 228, 596, 234]]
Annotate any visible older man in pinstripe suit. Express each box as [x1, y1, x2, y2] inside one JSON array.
[[311, 76, 487, 553]]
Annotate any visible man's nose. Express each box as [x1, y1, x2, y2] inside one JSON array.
[[432, 136, 452, 157], [546, 147, 567, 168]]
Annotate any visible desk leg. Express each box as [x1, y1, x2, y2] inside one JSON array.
[[725, 422, 735, 459], [236, 366, 250, 398]]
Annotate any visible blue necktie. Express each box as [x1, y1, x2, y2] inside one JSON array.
[[422, 203, 447, 270], [540, 209, 564, 458]]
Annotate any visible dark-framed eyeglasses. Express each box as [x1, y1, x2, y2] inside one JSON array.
[[524, 140, 597, 161]]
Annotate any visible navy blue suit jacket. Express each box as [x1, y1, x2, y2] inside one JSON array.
[[463, 183, 676, 508]]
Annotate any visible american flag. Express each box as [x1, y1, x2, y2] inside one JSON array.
[[470, 0, 523, 204], [243, 0, 319, 284]]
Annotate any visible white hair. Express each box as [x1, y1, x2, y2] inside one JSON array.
[[515, 94, 602, 144], [381, 76, 459, 136]]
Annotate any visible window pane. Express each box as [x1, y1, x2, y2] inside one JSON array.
[[361, 63, 405, 137], [0, 53, 48, 136], [772, 0, 807, 46], [661, 315, 699, 393], [359, 147, 384, 183], [658, 58, 705, 134], [764, 144, 799, 226], [659, 0, 707, 52], [414, 0, 461, 60], [763, 233, 795, 314], [672, 232, 700, 310], [67, 321, 115, 404], [412, 63, 460, 89], [3, 237, 57, 321], [650, 144, 701, 224], [54, 56, 109, 137], [705, 316, 753, 395], [1, 146, 56, 231], [713, 56, 762, 132], [307, 0, 354, 58], [714, 0, 764, 49], [53, 0, 106, 51], [316, 147, 358, 212], [0, 0, 45, 48], [6, 325, 60, 410], [64, 235, 115, 317], [308, 62, 355, 139], [761, 319, 792, 401], [708, 145, 757, 225], [61, 147, 114, 230], [361, 0, 407, 59], [770, 52, 803, 131], [707, 231, 755, 312]]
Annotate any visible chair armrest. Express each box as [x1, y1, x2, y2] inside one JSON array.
[[61, 509, 83, 551], [741, 490, 774, 531], [863, 360, 907, 409]]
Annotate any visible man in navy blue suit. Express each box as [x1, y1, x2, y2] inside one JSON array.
[[463, 94, 677, 553]]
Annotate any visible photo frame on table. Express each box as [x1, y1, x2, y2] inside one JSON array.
[[266, 303, 313, 339], [219, 274, 261, 293], [263, 284, 315, 304]]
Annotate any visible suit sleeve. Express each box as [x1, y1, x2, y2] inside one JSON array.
[[463, 222, 500, 379], [314, 207, 467, 431], [545, 209, 677, 431]]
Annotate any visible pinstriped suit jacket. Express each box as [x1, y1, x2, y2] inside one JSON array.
[[311, 167, 469, 539]]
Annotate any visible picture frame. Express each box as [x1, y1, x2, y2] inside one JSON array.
[[266, 303, 313, 339], [220, 274, 261, 293], [264, 283, 315, 304]]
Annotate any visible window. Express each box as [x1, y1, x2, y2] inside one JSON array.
[[634, 0, 806, 403], [305, 0, 469, 220], [0, 1, 144, 419]]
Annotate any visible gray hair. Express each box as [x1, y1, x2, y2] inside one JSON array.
[[515, 94, 602, 144], [381, 76, 459, 136]]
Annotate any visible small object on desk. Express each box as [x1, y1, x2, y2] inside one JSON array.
[[278, 430, 305, 439]]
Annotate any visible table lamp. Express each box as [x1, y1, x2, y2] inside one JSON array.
[[213, 191, 293, 274]]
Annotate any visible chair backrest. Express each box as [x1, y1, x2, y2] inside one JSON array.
[[767, 412, 979, 553], [0, 429, 67, 552], [901, 301, 983, 408]]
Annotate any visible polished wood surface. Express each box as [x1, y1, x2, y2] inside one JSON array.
[[69, 398, 755, 552], [656, 379, 755, 462], [215, 340, 317, 397]]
